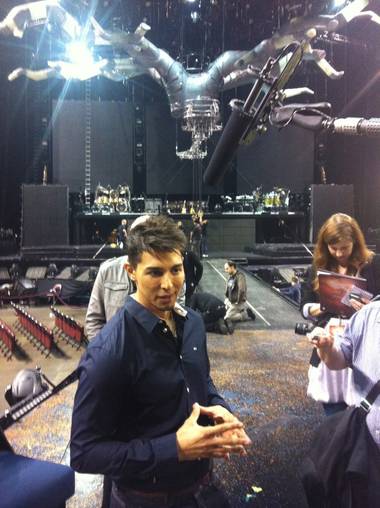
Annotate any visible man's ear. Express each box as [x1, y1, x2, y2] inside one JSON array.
[[125, 263, 135, 281]]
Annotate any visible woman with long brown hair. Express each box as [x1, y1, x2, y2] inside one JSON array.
[[300, 213, 379, 415]]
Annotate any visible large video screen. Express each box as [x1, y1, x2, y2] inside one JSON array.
[[236, 124, 314, 193], [52, 100, 134, 192]]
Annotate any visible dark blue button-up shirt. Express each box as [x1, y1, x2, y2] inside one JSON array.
[[70, 296, 228, 492]]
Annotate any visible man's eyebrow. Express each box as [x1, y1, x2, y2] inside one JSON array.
[[144, 263, 183, 271]]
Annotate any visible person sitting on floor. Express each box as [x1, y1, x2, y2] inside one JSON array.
[[188, 291, 231, 334], [116, 219, 128, 249]]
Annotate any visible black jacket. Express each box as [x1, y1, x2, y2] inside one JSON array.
[[188, 292, 226, 325], [301, 403, 380, 507], [183, 250, 203, 302]]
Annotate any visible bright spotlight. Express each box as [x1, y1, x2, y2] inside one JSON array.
[[66, 41, 93, 65], [191, 11, 200, 22]]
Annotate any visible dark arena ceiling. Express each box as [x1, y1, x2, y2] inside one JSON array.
[[1, 1, 373, 70], [62, 0, 379, 55], [1, 0, 380, 94], [88, 0, 330, 57]]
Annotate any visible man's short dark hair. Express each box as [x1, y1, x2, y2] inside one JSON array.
[[226, 260, 236, 269], [126, 215, 187, 267]]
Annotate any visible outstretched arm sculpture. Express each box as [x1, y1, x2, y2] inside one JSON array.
[[1, 0, 378, 159], [0, 0, 81, 40]]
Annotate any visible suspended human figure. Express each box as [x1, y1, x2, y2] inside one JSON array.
[[1, 0, 379, 158]]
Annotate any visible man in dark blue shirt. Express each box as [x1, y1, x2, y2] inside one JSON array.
[[70, 215, 250, 507]]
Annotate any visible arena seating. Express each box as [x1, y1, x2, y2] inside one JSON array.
[[51, 306, 87, 348], [11, 303, 54, 356], [0, 319, 16, 359]]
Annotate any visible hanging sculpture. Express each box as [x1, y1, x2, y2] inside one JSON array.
[[0, 0, 379, 159]]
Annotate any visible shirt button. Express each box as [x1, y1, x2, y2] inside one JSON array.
[[179, 355, 183, 360], [163, 328, 168, 333], [186, 387, 190, 393]]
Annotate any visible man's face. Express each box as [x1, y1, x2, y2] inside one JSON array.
[[224, 263, 234, 275], [127, 250, 185, 318]]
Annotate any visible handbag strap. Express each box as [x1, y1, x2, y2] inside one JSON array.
[[360, 380, 380, 413]]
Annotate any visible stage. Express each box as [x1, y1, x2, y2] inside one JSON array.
[[72, 211, 308, 246]]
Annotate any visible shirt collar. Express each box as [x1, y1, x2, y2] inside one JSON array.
[[173, 302, 188, 318], [125, 295, 187, 333]]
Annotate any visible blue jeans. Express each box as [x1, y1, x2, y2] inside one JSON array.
[[200, 237, 208, 257]]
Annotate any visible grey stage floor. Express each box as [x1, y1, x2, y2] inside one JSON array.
[[199, 259, 302, 328], [0, 258, 322, 508]]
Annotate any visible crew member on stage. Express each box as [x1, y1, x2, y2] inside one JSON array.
[[71, 215, 251, 508], [199, 212, 209, 258], [183, 247, 203, 305], [177, 220, 185, 233], [190, 215, 202, 259], [224, 260, 255, 330], [116, 218, 128, 249]]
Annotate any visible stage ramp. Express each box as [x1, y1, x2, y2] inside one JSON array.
[[200, 259, 301, 329]]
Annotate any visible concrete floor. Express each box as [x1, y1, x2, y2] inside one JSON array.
[[0, 260, 322, 507]]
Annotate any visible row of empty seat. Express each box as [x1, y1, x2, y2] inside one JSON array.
[[51, 307, 87, 348], [11, 302, 54, 355], [0, 318, 16, 359]]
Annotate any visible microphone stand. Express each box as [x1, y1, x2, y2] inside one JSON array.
[[240, 41, 306, 141], [93, 242, 107, 259]]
